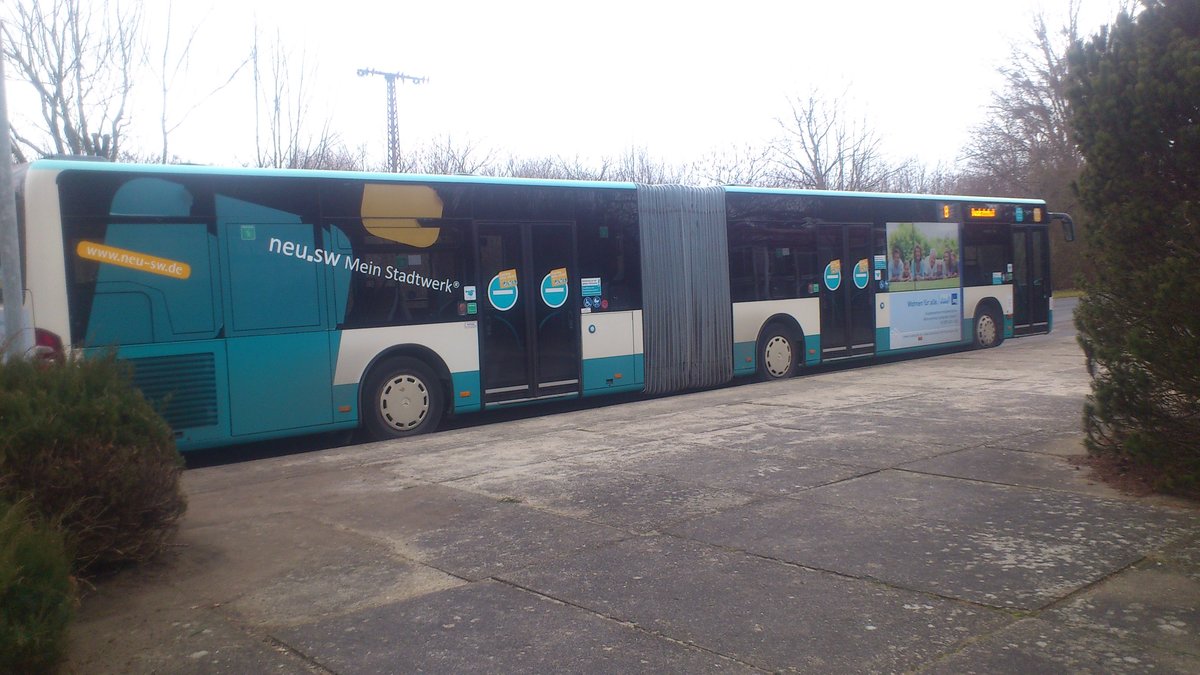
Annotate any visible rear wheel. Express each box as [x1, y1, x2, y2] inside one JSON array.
[[757, 325, 798, 380], [362, 357, 444, 440], [973, 307, 1004, 349]]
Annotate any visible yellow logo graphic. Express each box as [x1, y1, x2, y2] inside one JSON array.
[[76, 241, 191, 280], [498, 268, 518, 288], [361, 184, 444, 248], [549, 267, 568, 287]]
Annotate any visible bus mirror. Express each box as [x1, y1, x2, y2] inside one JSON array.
[[1049, 212, 1075, 242]]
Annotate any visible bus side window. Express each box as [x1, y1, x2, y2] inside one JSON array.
[[217, 196, 323, 333], [332, 219, 473, 328], [85, 222, 218, 345], [578, 196, 641, 312], [962, 224, 1011, 286], [727, 221, 818, 302], [63, 176, 219, 347]]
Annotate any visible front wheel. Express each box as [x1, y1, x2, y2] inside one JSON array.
[[362, 357, 445, 440], [757, 326, 798, 380], [973, 307, 1004, 349]]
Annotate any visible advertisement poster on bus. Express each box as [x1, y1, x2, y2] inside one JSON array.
[[890, 288, 962, 348], [886, 222, 962, 349]]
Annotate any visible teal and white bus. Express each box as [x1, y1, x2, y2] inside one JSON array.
[[10, 159, 1072, 451]]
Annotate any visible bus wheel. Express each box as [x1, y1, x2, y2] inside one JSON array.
[[974, 307, 1004, 349], [363, 357, 444, 440], [758, 326, 797, 380]]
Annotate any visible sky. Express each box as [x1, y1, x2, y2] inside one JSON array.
[[7, 0, 1129, 171]]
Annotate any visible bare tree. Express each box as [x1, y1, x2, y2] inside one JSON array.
[[251, 28, 354, 170], [772, 90, 898, 191], [960, 2, 1093, 286], [691, 143, 778, 187], [882, 160, 962, 195], [485, 146, 690, 184], [152, 2, 248, 163], [288, 137, 370, 172], [487, 153, 614, 181], [2, 0, 141, 160], [400, 135, 495, 175], [960, 6, 1083, 196], [609, 146, 693, 185]]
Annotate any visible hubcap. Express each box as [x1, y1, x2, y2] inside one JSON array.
[[978, 314, 997, 347], [379, 374, 429, 431], [764, 335, 793, 378]]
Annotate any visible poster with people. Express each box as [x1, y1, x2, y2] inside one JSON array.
[[886, 222, 963, 349], [885, 222, 960, 292]]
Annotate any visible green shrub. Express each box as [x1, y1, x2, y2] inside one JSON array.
[[0, 354, 187, 575], [0, 499, 75, 673]]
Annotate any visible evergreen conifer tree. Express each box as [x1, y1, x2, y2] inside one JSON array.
[[1068, 0, 1200, 492]]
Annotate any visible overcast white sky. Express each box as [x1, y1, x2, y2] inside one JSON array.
[[10, 0, 1128, 171]]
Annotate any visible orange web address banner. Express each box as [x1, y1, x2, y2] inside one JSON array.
[[76, 241, 192, 280]]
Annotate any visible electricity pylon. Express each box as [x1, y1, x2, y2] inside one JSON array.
[[357, 68, 427, 172]]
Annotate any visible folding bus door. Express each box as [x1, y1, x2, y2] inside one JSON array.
[[818, 224, 875, 360], [1012, 225, 1051, 335], [477, 222, 580, 405]]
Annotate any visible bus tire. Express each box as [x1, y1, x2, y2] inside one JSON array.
[[757, 324, 798, 380], [973, 306, 1004, 349], [362, 357, 444, 440]]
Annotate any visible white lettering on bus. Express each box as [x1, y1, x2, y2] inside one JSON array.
[[268, 237, 458, 293], [384, 267, 455, 292]]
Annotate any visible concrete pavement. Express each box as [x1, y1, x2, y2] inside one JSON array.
[[66, 300, 1200, 673]]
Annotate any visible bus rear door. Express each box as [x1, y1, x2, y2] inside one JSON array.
[[1011, 224, 1051, 335], [477, 222, 580, 405]]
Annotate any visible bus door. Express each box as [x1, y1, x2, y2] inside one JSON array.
[[476, 222, 580, 405], [1012, 225, 1051, 335], [818, 224, 875, 360]]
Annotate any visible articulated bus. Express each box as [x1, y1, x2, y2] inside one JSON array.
[[9, 159, 1073, 451]]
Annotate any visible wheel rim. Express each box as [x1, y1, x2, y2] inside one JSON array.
[[977, 314, 998, 347], [379, 373, 430, 431], [763, 335, 793, 378]]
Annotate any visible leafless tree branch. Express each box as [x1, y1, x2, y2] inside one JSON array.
[[2, 0, 140, 159], [771, 89, 899, 191]]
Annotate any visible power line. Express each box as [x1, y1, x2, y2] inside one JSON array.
[[357, 68, 427, 172]]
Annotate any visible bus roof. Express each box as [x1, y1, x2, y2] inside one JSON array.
[[25, 158, 637, 192], [722, 184, 1046, 206], [26, 158, 1047, 205]]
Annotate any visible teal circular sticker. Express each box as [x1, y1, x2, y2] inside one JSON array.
[[852, 259, 869, 289], [823, 261, 841, 291], [488, 272, 518, 311], [540, 270, 569, 308]]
